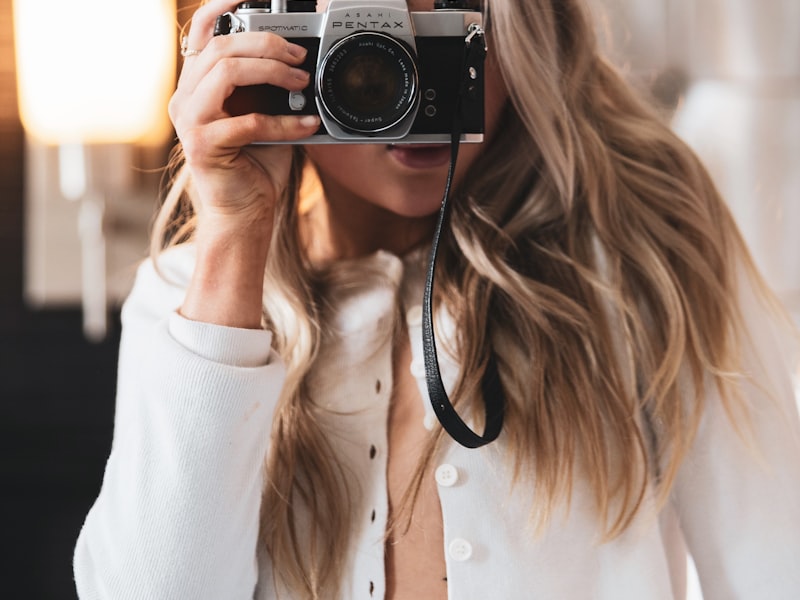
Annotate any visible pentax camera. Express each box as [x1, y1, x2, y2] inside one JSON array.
[[215, 0, 485, 144]]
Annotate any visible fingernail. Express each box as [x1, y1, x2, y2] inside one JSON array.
[[287, 43, 308, 59], [299, 115, 320, 128], [293, 68, 311, 81]]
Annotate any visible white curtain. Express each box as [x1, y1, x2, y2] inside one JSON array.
[[593, 2, 800, 598], [595, 0, 800, 320]]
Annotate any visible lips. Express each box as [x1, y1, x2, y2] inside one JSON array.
[[386, 144, 452, 169]]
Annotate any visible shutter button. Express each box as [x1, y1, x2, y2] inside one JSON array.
[[435, 464, 459, 487], [448, 538, 473, 562], [288, 90, 306, 111]]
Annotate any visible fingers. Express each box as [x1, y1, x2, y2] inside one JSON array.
[[172, 5, 314, 139], [169, 1, 320, 218], [181, 114, 320, 167], [171, 16, 315, 141], [179, 113, 317, 221], [182, 0, 244, 53], [173, 56, 311, 127], [178, 31, 309, 91]]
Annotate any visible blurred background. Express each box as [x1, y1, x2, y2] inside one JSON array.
[[1, 0, 798, 597]]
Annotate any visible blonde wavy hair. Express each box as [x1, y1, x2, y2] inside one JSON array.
[[154, 0, 778, 596]]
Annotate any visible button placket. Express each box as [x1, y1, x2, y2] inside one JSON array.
[[438, 457, 474, 570], [368, 442, 378, 529]]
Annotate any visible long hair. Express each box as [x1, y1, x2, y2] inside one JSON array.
[[153, 0, 778, 596]]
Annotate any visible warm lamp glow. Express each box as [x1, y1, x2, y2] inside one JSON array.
[[13, 0, 176, 144]]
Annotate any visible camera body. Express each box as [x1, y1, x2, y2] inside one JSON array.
[[216, 0, 485, 144]]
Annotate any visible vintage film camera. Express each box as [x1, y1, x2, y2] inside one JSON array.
[[215, 0, 485, 143]]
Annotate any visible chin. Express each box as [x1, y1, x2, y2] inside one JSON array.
[[381, 188, 445, 219]]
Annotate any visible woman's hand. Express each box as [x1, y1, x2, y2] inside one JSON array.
[[171, 0, 318, 230], [170, 0, 319, 328]]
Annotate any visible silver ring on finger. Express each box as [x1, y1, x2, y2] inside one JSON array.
[[180, 35, 203, 58]]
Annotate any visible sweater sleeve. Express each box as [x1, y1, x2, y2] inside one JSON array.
[[673, 279, 800, 599], [74, 247, 286, 600]]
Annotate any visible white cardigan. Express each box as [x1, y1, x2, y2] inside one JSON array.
[[74, 244, 800, 599]]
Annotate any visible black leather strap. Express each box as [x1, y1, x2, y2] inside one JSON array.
[[421, 26, 505, 448]]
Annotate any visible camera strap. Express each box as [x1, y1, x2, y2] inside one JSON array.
[[422, 24, 505, 449]]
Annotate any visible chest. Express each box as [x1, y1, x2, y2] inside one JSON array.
[[303, 287, 459, 599], [384, 328, 448, 600], [288, 298, 673, 600]]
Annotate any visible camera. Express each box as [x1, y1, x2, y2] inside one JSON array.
[[215, 0, 485, 144]]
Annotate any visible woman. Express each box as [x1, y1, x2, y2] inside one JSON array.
[[74, 0, 800, 598]]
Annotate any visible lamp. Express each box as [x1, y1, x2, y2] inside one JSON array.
[[13, 0, 176, 340]]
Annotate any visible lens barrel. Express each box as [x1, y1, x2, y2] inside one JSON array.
[[318, 32, 419, 134]]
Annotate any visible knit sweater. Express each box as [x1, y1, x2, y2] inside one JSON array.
[[74, 244, 800, 599]]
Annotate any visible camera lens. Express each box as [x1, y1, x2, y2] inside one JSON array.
[[318, 32, 418, 134]]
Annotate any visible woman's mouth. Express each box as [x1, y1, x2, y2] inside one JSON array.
[[386, 144, 452, 169]]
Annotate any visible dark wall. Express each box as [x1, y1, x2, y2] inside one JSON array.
[[3, 2, 231, 596], [1, 3, 124, 597]]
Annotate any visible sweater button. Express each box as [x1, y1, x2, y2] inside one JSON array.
[[423, 412, 437, 431], [448, 538, 473, 562], [406, 304, 423, 327], [435, 464, 459, 487], [410, 358, 426, 378]]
